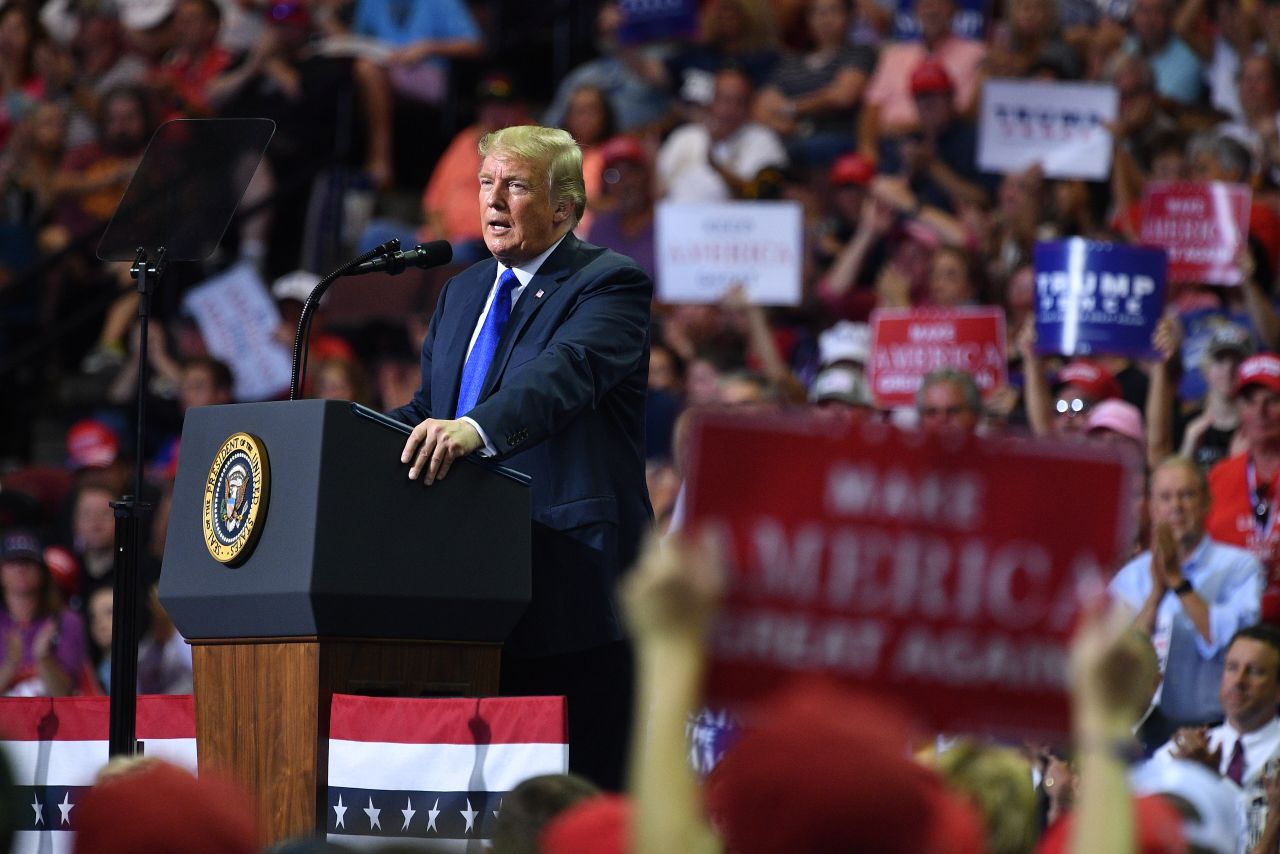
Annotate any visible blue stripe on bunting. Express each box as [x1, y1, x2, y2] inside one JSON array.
[[5, 786, 92, 831], [327, 788, 507, 840]]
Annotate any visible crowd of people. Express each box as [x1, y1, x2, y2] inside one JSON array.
[[9, 0, 1280, 850]]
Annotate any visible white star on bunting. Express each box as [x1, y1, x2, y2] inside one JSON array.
[[401, 797, 416, 831], [334, 794, 347, 829], [461, 798, 478, 834], [427, 797, 441, 832], [493, 797, 502, 819], [58, 792, 74, 825], [30, 793, 43, 826], [364, 796, 381, 830]]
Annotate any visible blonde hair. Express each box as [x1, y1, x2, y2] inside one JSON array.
[[936, 741, 1038, 854], [478, 126, 587, 225]]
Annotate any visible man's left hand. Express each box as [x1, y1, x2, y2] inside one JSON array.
[[401, 418, 483, 485]]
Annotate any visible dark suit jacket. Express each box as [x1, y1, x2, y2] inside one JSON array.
[[390, 233, 654, 656]]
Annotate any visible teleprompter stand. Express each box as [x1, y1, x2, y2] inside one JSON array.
[[96, 118, 274, 758]]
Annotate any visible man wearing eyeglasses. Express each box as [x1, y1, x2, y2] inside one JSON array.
[[1208, 354, 1280, 625], [1110, 456, 1264, 740]]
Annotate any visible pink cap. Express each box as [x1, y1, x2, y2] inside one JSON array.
[[1086, 398, 1145, 446]]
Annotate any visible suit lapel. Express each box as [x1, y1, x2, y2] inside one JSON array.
[[440, 261, 498, 414], [479, 234, 579, 400]]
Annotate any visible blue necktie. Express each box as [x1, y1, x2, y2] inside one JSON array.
[[455, 268, 518, 417]]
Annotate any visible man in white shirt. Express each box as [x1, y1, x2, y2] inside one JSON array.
[[1152, 624, 1280, 852], [655, 68, 787, 202]]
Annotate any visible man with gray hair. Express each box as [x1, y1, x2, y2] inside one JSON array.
[[391, 125, 653, 789], [916, 368, 982, 432], [1110, 456, 1264, 738]]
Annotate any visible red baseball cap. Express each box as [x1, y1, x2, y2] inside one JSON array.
[[600, 135, 649, 168], [539, 794, 629, 854], [1056, 360, 1123, 402], [66, 419, 119, 470], [1234, 353, 1280, 397], [44, 545, 80, 598], [1036, 795, 1187, 854], [73, 761, 259, 854], [910, 59, 955, 97], [830, 152, 876, 187], [705, 679, 982, 854]]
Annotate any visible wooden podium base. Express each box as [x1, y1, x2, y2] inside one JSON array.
[[190, 637, 501, 844]]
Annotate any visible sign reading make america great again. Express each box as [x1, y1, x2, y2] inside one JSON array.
[[684, 414, 1138, 739], [869, 307, 1007, 408], [1140, 181, 1252, 285]]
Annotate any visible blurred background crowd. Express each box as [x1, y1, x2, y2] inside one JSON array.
[[5, 0, 1280, 849]]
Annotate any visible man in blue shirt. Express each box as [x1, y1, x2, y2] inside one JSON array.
[[1125, 0, 1204, 105], [1110, 456, 1264, 731]]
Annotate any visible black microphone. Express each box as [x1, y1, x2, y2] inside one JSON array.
[[354, 240, 453, 275]]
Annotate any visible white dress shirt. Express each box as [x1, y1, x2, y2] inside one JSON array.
[[459, 233, 568, 454]]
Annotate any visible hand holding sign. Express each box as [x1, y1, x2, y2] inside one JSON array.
[[1149, 313, 1183, 366]]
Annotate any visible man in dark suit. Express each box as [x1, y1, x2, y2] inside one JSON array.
[[389, 125, 653, 789]]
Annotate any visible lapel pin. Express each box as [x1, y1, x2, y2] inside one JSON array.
[[534, 289, 545, 299]]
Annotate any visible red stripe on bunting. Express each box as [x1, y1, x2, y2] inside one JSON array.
[[328, 694, 567, 745], [0, 695, 195, 741], [137, 694, 196, 739]]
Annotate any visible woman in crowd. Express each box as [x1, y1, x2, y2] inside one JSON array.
[[0, 529, 87, 697], [754, 0, 875, 169]]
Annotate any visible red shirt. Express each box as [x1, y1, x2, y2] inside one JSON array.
[[1208, 452, 1280, 620], [157, 46, 231, 118]]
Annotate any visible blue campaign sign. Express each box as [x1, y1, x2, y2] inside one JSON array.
[[617, 0, 699, 45], [1033, 239, 1168, 358]]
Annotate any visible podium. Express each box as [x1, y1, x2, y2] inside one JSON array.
[[159, 400, 531, 842]]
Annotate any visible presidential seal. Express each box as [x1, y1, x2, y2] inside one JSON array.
[[202, 432, 270, 565]]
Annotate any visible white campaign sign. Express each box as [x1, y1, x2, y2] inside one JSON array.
[[182, 261, 292, 401], [978, 79, 1118, 180], [656, 201, 803, 305]]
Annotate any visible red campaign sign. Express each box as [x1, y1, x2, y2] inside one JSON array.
[[1140, 181, 1252, 285], [685, 413, 1138, 739], [869, 308, 1007, 408]]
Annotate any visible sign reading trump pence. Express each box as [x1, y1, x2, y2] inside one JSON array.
[[868, 307, 1006, 408], [1034, 239, 1167, 359], [656, 201, 803, 305], [1140, 181, 1252, 285], [977, 79, 1117, 180], [684, 414, 1138, 738]]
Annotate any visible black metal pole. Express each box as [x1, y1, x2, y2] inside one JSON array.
[[289, 239, 396, 400], [108, 246, 162, 757]]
